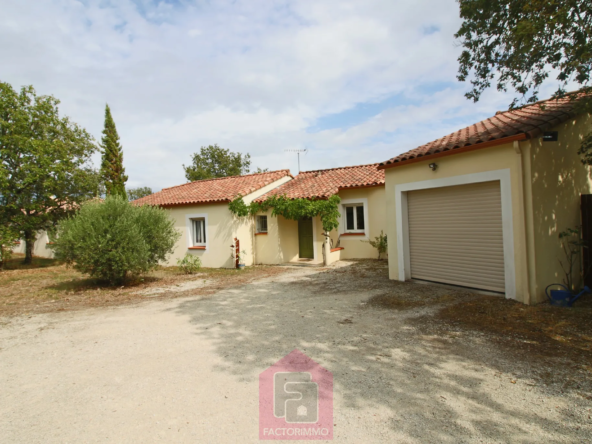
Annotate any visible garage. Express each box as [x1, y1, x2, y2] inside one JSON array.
[[407, 181, 505, 293]]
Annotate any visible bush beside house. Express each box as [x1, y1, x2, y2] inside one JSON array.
[[51, 196, 180, 284]]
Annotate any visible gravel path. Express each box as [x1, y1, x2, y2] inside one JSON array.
[[1, 261, 590, 443]]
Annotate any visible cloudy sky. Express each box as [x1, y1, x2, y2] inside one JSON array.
[[0, 0, 563, 191]]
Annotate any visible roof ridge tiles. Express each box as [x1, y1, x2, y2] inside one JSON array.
[[160, 169, 291, 191], [300, 162, 381, 175]]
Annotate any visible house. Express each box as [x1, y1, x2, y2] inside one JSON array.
[[133, 164, 386, 268], [12, 232, 55, 259], [11, 198, 103, 260], [251, 163, 386, 265], [379, 94, 592, 304], [133, 170, 293, 267]]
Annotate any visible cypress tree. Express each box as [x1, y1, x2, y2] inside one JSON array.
[[100, 104, 128, 198]]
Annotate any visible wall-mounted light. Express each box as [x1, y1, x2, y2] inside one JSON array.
[[429, 163, 438, 171]]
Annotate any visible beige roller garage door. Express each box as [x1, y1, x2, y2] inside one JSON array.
[[407, 181, 505, 293]]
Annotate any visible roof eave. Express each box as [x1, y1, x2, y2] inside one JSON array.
[[377, 133, 528, 170], [337, 183, 385, 191], [157, 199, 231, 208]]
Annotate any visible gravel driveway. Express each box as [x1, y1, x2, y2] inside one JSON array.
[[1, 261, 590, 443]]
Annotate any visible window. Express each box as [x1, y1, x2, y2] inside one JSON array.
[[191, 218, 206, 245], [345, 204, 365, 232], [256, 215, 268, 233]]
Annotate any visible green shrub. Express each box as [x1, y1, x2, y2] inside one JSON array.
[[177, 253, 202, 274], [364, 230, 388, 260], [51, 196, 180, 284]]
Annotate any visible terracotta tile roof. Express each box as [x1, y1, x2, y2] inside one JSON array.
[[133, 170, 292, 207], [380, 94, 586, 168], [256, 163, 384, 201]]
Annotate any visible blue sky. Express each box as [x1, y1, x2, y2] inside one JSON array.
[[0, 0, 565, 190]]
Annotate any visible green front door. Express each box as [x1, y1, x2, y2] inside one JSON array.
[[298, 218, 314, 259]]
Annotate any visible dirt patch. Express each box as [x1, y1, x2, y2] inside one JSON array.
[[306, 260, 592, 389], [367, 293, 428, 309], [429, 295, 592, 360], [366, 288, 468, 310], [138, 277, 213, 296], [0, 256, 288, 317], [335, 260, 592, 367]]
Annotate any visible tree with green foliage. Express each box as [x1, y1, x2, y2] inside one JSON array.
[[456, 0, 591, 107], [0, 225, 19, 270], [184, 144, 252, 181], [127, 186, 153, 201], [100, 104, 128, 198], [456, 0, 592, 163], [0, 82, 99, 264], [51, 196, 180, 285]]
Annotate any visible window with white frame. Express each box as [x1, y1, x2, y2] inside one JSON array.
[[191, 218, 207, 246], [344, 204, 365, 232], [256, 215, 268, 233]]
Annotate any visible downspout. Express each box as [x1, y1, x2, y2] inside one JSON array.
[[514, 140, 536, 304]]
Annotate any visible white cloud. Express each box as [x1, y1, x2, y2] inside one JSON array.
[[0, 0, 568, 190]]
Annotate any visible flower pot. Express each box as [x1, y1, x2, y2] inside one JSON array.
[[238, 263, 246, 269]]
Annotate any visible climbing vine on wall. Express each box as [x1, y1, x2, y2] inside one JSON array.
[[228, 194, 341, 233]]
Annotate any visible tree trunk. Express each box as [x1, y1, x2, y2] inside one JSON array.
[[24, 230, 35, 264], [322, 233, 329, 266]]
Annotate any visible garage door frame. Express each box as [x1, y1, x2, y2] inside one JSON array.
[[395, 169, 516, 299]]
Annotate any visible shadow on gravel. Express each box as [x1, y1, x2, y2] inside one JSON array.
[[171, 260, 591, 442]]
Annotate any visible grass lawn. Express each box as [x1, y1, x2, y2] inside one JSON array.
[[0, 254, 286, 317]]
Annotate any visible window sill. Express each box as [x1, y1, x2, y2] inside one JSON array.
[[255, 232, 268, 236], [331, 247, 344, 252], [341, 232, 365, 236], [188, 246, 206, 250]]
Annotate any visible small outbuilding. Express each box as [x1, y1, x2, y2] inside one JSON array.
[[379, 94, 592, 304]]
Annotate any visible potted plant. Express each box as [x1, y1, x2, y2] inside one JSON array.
[[546, 227, 590, 306]]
